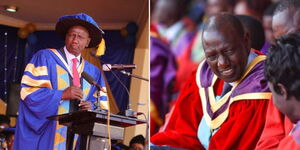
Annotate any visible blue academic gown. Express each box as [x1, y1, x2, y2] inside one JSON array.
[[13, 48, 108, 150]]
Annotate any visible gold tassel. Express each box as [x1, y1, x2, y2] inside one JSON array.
[[96, 38, 106, 56]]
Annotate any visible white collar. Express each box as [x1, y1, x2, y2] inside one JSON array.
[[64, 46, 81, 63]]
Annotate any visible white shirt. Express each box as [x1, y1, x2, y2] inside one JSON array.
[[63, 46, 81, 70]]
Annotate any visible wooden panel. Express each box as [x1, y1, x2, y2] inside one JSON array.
[[0, 99, 7, 115]]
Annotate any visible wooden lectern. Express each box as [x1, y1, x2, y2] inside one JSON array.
[[48, 110, 146, 150]]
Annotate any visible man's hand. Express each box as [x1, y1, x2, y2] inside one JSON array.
[[62, 86, 83, 100], [79, 100, 92, 110]]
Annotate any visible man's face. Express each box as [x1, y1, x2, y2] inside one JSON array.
[[272, 10, 296, 39], [268, 82, 296, 123], [65, 25, 91, 56], [203, 29, 249, 82]]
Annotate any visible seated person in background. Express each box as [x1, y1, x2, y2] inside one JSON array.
[[150, 24, 177, 136], [256, 0, 300, 149], [264, 32, 300, 149], [0, 128, 14, 150], [151, 13, 271, 150], [112, 134, 146, 150], [129, 135, 145, 150], [2, 128, 14, 150], [261, 2, 279, 54], [236, 15, 265, 53]]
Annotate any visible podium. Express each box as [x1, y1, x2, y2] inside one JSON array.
[[48, 110, 146, 150]]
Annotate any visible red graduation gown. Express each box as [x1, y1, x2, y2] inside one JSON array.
[[255, 100, 294, 150], [277, 135, 300, 150], [151, 56, 270, 150]]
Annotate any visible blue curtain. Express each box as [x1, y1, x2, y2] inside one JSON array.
[[24, 31, 64, 65], [100, 30, 135, 111], [0, 25, 27, 101], [0, 24, 136, 112]]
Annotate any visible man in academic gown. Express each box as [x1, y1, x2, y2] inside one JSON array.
[[13, 13, 108, 150], [255, 0, 300, 149], [264, 32, 300, 150], [151, 13, 271, 150]]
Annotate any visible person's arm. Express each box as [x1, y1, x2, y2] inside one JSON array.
[[151, 72, 204, 150], [20, 50, 64, 133], [255, 99, 294, 150]]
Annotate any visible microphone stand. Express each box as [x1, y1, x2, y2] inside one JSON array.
[[116, 70, 148, 118], [101, 63, 147, 118], [96, 90, 101, 112], [120, 70, 149, 82]]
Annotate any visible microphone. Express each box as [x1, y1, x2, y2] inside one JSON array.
[[100, 61, 138, 118], [102, 64, 136, 71], [81, 72, 105, 93]]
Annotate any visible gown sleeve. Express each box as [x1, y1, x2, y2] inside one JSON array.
[[151, 72, 204, 150], [19, 50, 62, 134]]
